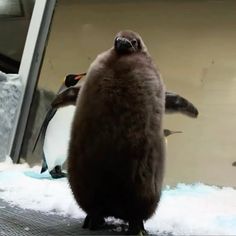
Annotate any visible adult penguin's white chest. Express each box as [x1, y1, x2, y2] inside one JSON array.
[[43, 105, 75, 171]]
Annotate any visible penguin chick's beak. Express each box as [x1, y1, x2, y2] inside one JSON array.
[[115, 37, 134, 54]]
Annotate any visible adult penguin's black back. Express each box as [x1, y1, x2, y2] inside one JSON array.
[[68, 30, 165, 234]]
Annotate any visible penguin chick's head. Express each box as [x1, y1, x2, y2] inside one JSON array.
[[114, 30, 146, 54]]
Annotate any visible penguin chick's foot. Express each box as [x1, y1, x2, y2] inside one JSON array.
[[138, 230, 148, 236], [82, 214, 105, 230], [126, 229, 148, 235], [49, 166, 67, 179], [127, 220, 147, 235]]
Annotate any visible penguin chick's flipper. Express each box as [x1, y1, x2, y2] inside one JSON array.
[[51, 86, 81, 109], [52, 86, 198, 119], [232, 161, 236, 166], [64, 72, 198, 118], [49, 166, 67, 179], [165, 91, 199, 118], [164, 129, 183, 137]]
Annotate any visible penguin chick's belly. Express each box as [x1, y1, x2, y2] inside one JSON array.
[[69, 90, 165, 221], [44, 105, 75, 171]]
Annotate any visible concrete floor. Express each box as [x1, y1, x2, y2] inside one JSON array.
[[37, 0, 236, 187]]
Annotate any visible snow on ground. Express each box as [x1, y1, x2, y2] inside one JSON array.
[[0, 157, 236, 235]]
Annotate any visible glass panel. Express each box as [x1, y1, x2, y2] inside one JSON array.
[[26, 0, 236, 188], [0, 0, 24, 16], [0, 0, 35, 162], [0, 0, 35, 73]]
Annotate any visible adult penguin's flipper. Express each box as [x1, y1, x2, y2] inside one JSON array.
[[40, 154, 48, 173], [165, 91, 199, 118], [32, 107, 57, 152], [51, 86, 81, 109]]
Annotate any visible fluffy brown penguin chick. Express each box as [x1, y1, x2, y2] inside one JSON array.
[[68, 30, 165, 235]]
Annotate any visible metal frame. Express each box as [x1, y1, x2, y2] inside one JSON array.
[[9, 0, 56, 163]]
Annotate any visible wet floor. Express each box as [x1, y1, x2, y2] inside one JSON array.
[[37, 0, 236, 187]]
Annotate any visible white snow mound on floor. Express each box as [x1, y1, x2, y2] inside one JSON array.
[[0, 158, 236, 235]]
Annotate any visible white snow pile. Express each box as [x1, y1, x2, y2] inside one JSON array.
[[0, 157, 236, 235]]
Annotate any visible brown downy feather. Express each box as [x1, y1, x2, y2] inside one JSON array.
[[68, 30, 165, 234]]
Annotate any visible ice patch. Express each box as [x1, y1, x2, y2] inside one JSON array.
[[0, 71, 22, 161], [0, 160, 236, 235]]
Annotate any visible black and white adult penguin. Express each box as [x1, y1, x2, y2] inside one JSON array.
[[33, 73, 85, 178], [35, 73, 198, 180]]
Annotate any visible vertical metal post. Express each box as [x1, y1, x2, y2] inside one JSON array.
[[9, 0, 56, 162]]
